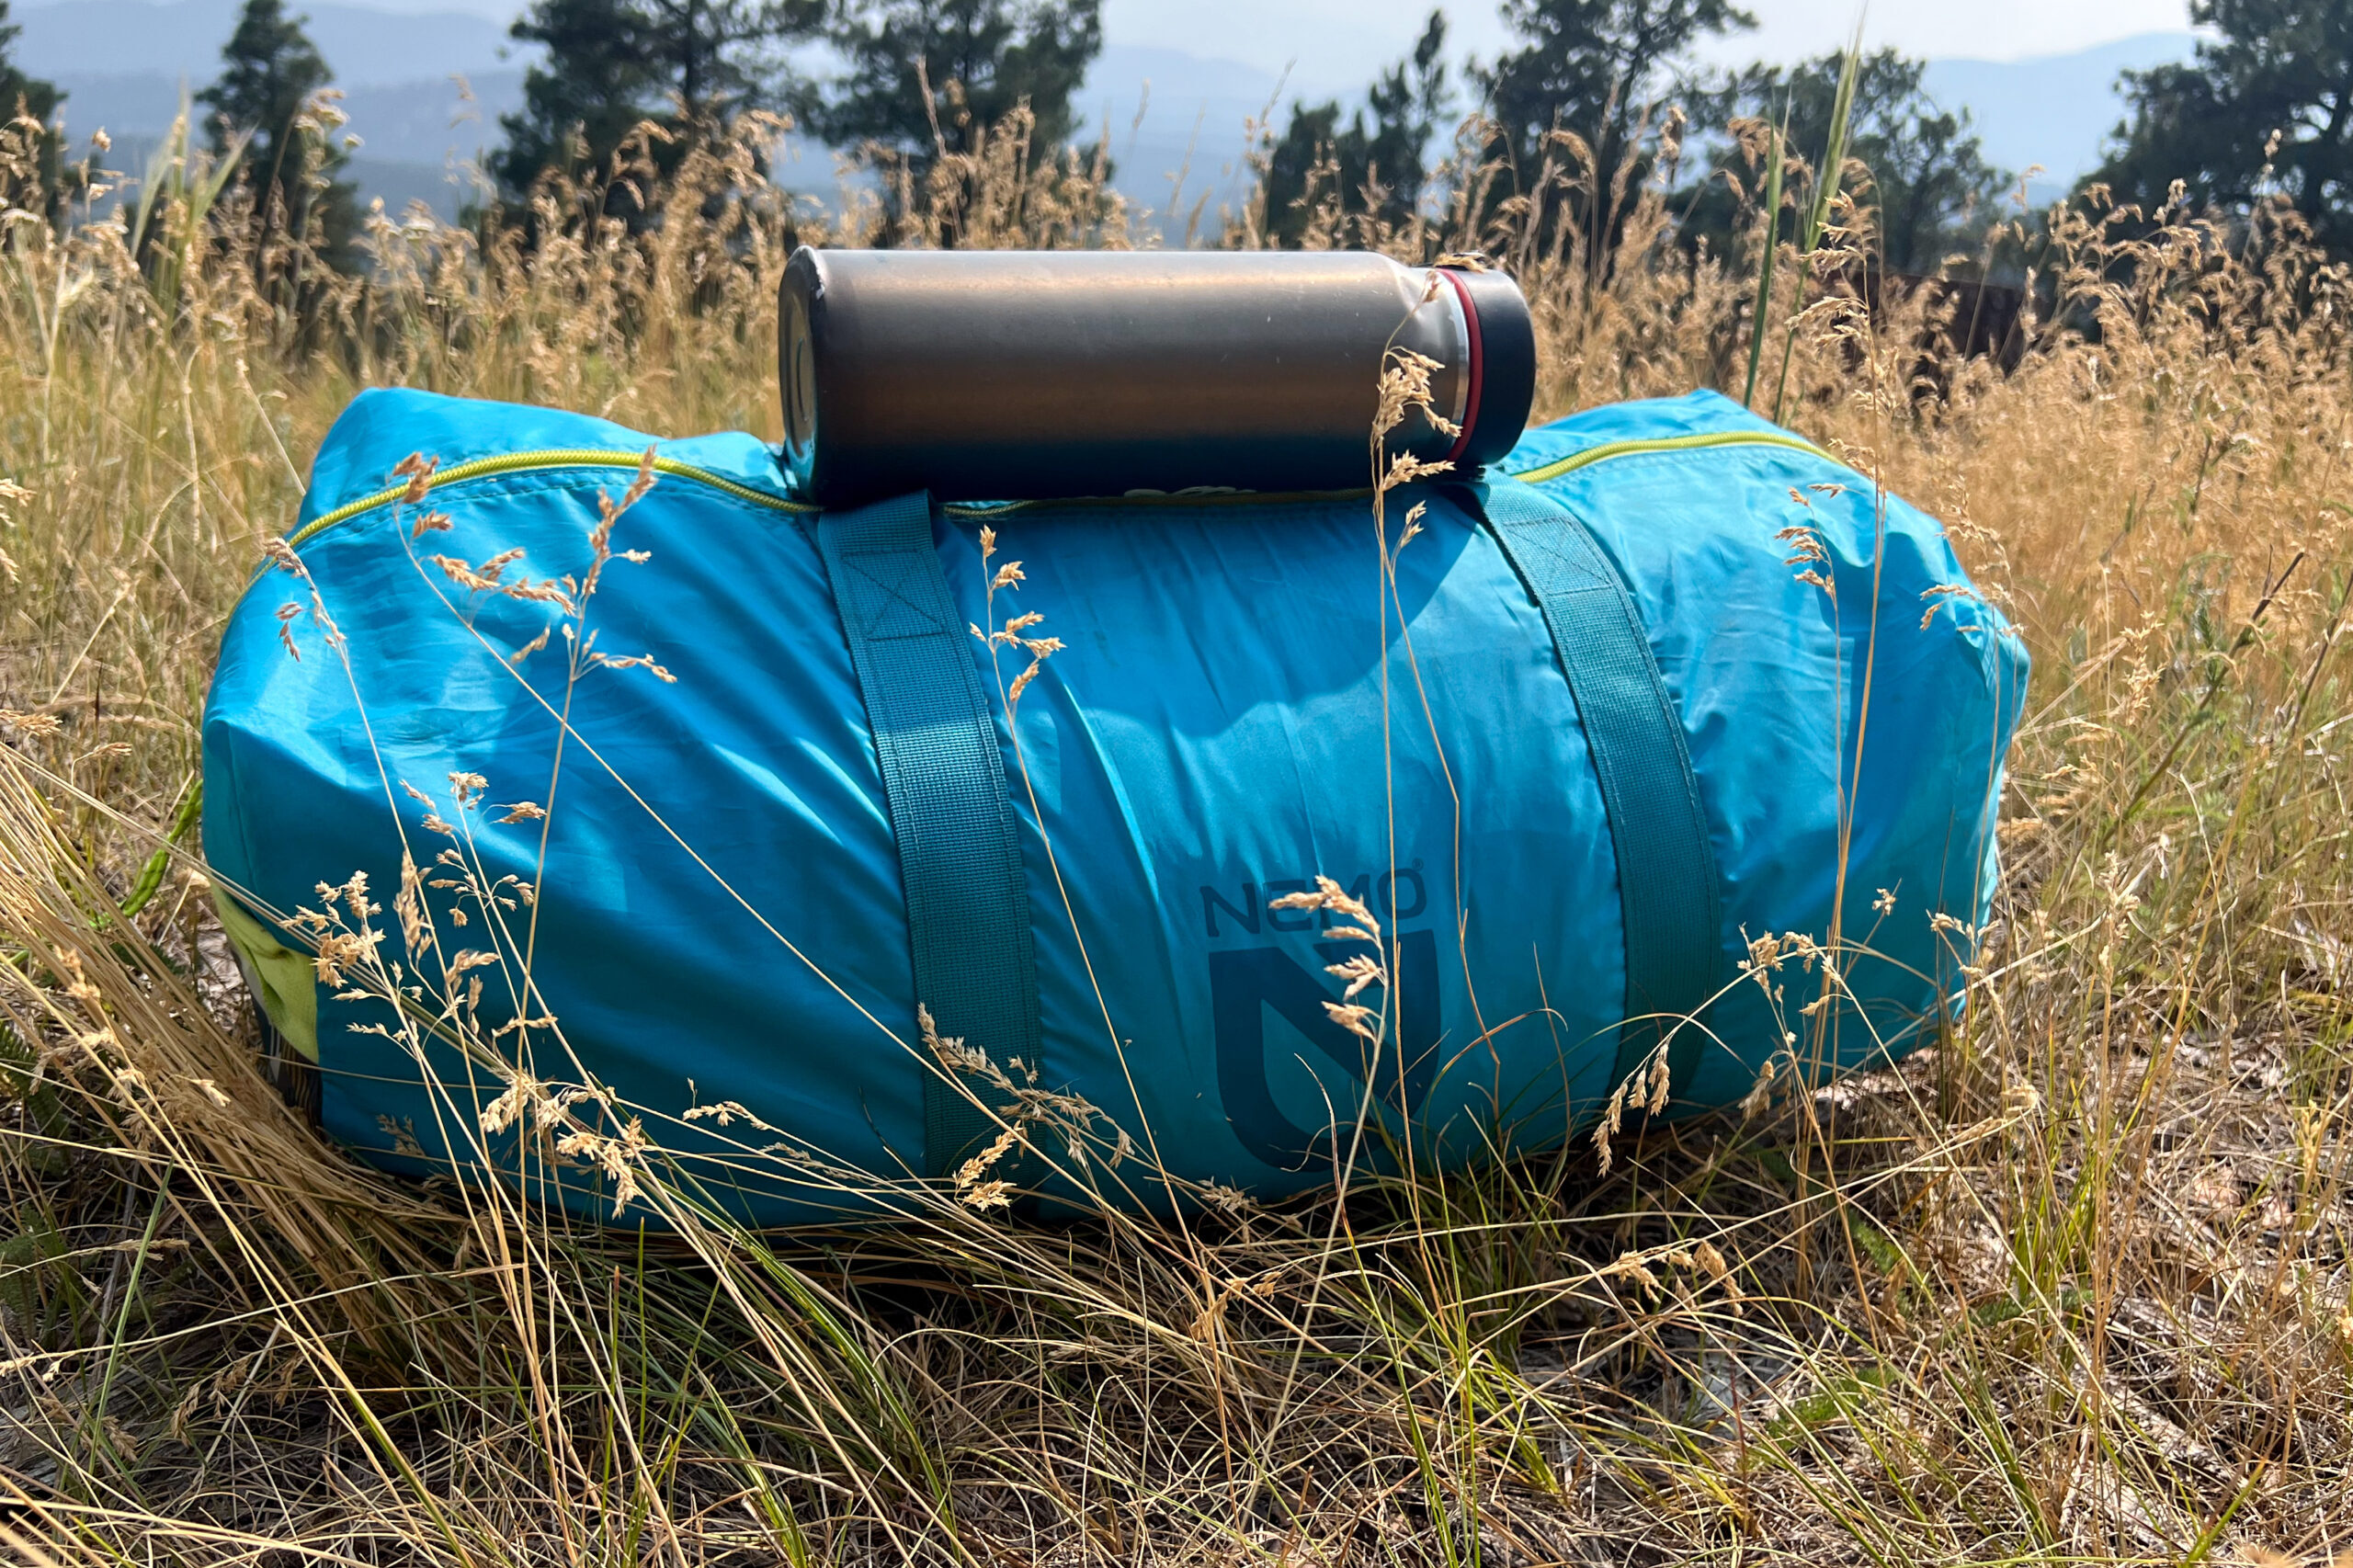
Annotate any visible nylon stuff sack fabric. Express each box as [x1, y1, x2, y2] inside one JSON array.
[[201, 385, 2027, 1225]]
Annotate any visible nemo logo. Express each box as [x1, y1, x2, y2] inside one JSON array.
[[1199, 869, 1428, 939], [1200, 868, 1438, 1169]]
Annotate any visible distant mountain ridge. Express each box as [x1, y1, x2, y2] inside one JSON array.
[[1072, 46, 1336, 233], [1922, 32, 2200, 190], [17, 0, 516, 87], [15, 1, 2198, 226], [17, 0, 533, 221]]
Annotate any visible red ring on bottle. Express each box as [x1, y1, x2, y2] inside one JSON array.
[[1439, 267, 1483, 467]]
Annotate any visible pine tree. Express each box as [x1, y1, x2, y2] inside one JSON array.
[[494, 0, 818, 211], [496, 0, 656, 201], [198, 0, 359, 267], [1260, 11, 1449, 247], [799, 0, 1104, 173], [2092, 0, 2353, 255], [1479, 0, 1751, 185], [1681, 50, 2008, 276], [0, 0, 67, 215]]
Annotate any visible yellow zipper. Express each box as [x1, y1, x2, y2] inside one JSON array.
[[286, 426, 1836, 548], [1506, 427, 1833, 484], [288, 449, 820, 546]]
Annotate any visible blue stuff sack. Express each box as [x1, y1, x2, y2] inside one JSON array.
[[202, 386, 2026, 1223]]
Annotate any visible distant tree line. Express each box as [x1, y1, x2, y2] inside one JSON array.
[[1, 0, 2347, 273], [1262, 0, 2014, 273], [493, 0, 1104, 226]]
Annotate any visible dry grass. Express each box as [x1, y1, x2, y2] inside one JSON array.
[[2, 101, 2351, 1565]]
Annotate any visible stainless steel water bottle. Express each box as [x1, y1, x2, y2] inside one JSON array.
[[778, 247, 1537, 506]]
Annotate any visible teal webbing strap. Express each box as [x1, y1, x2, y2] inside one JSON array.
[[1467, 476, 1722, 1099], [817, 492, 1040, 1178]]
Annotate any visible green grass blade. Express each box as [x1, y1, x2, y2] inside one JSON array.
[[1744, 105, 1789, 410], [1774, 27, 1864, 424]]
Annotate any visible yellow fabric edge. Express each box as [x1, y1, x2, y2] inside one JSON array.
[[210, 888, 320, 1063]]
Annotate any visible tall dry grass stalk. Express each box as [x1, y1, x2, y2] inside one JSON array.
[[3, 97, 2352, 1564]]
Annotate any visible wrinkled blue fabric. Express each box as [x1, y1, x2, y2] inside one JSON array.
[[203, 386, 2027, 1222]]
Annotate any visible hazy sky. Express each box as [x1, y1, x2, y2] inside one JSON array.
[[1099, 0, 2198, 85]]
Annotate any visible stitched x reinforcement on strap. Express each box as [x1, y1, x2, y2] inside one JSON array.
[[1466, 476, 1722, 1102], [817, 491, 1040, 1178]]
